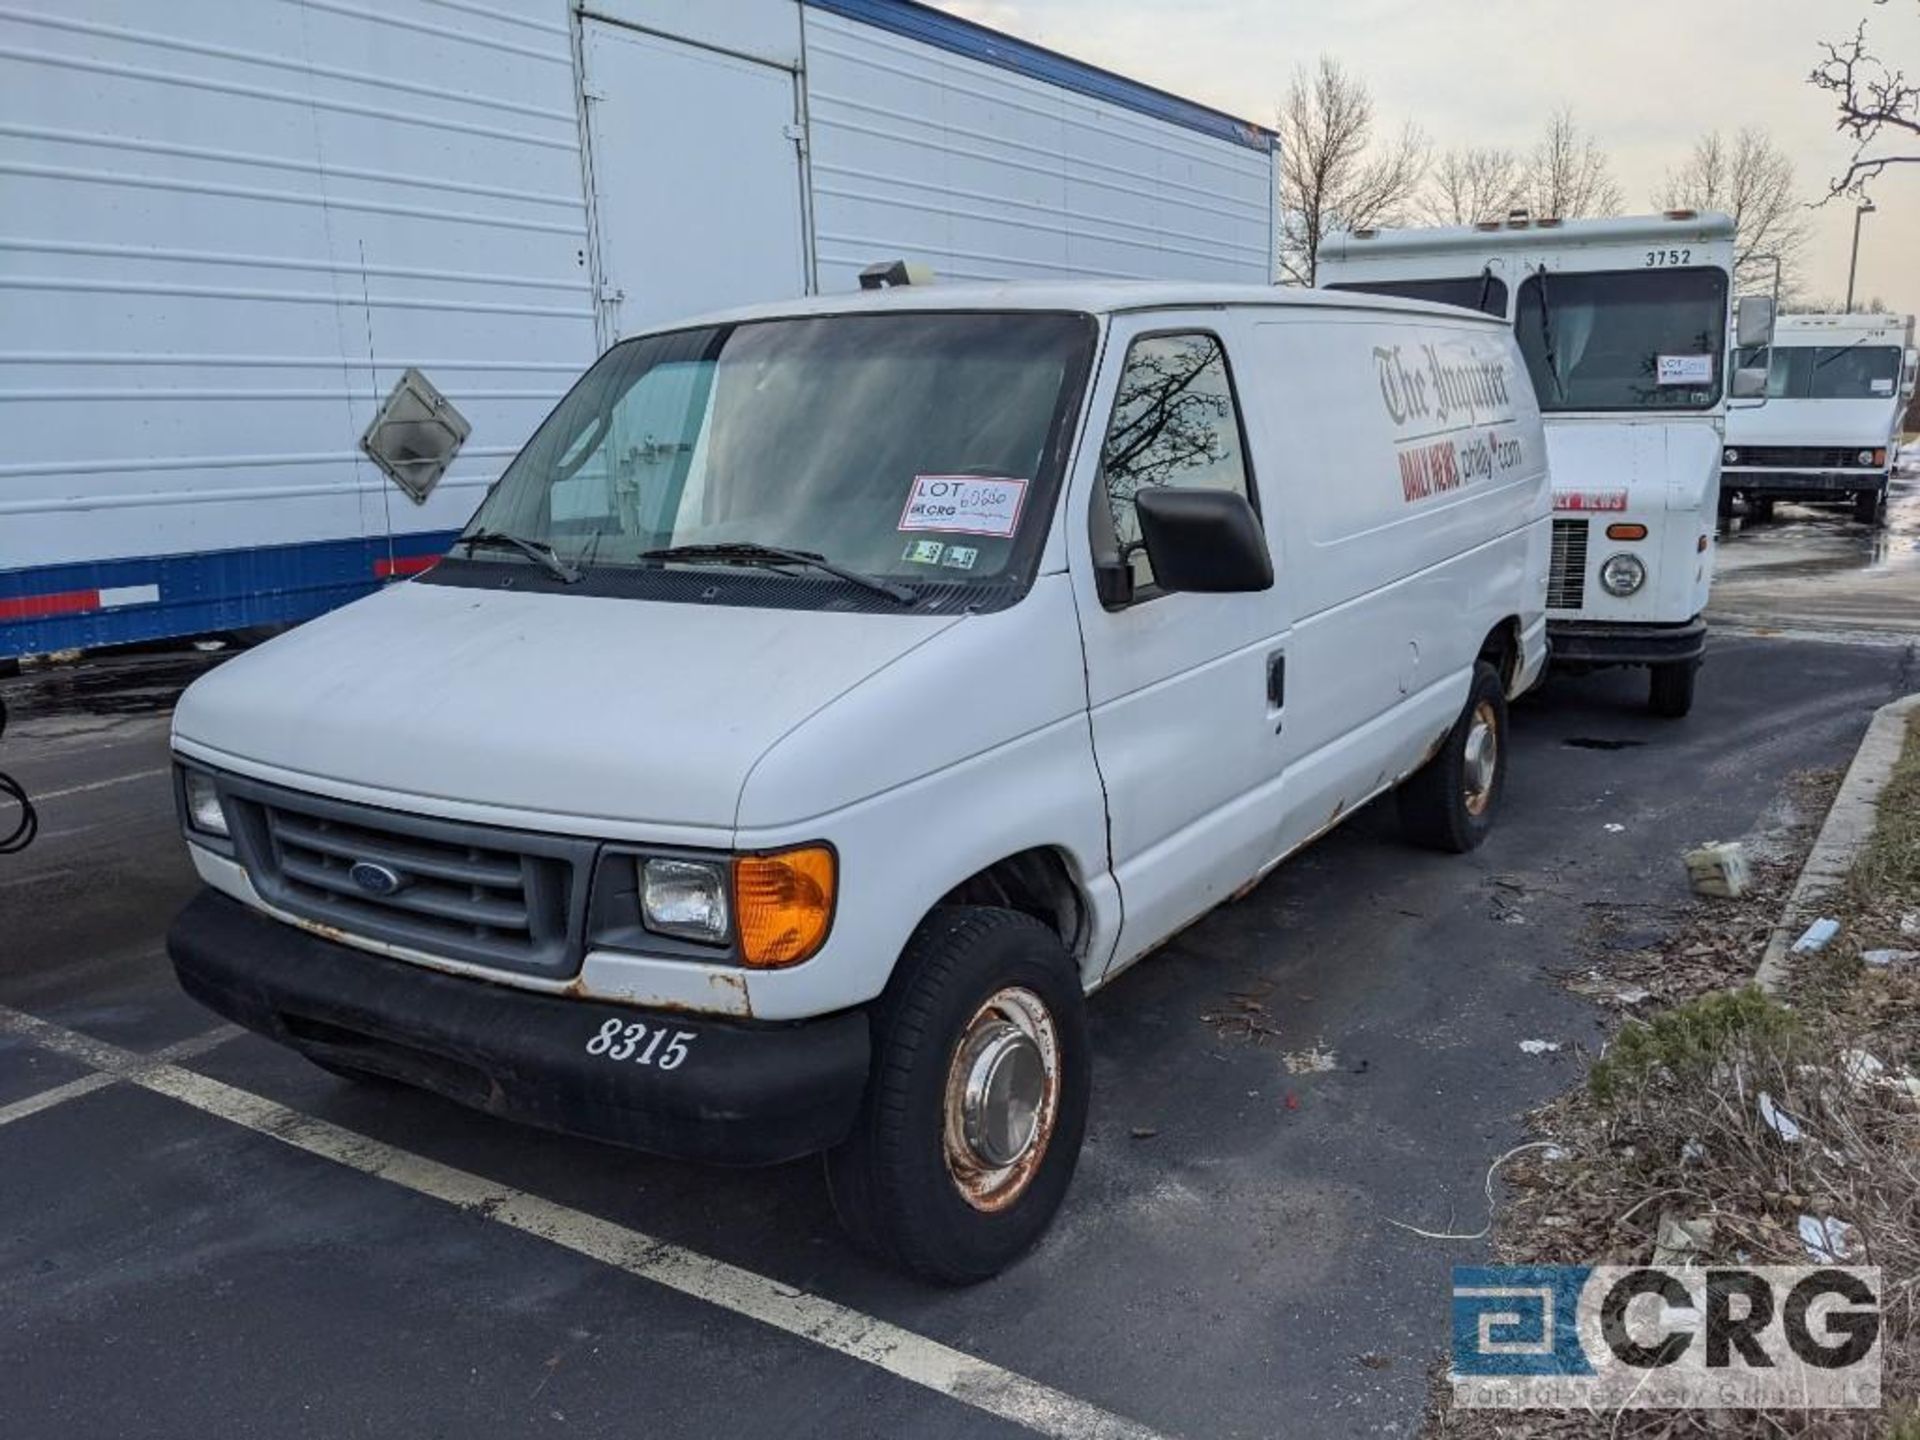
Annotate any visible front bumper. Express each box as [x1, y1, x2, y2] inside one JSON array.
[[168, 889, 871, 1166], [1549, 617, 1706, 669], [1723, 469, 1888, 499]]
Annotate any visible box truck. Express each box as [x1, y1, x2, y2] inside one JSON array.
[[1319, 211, 1772, 717], [0, 0, 1279, 660]]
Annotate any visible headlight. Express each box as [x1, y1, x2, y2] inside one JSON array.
[[1859, 448, 1883, 467], [1723, 447, 1739, 465], [182, 770, 229, 837], [1600, 553, 1646, 597], [641, 858, 730, 944]]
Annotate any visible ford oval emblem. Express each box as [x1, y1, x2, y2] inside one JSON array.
[[348, 861, 405, 897]]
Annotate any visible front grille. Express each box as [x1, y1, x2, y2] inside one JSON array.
[[1730, 446, 1870, 470], [1548, 518, 1588, 611], [220, 776, 596, 978]]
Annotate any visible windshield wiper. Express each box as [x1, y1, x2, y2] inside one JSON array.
[[1813, 336, 1870, 370], [1531, 265, 1567, 402], [1475, 263, 1496, 316], [456, 530, 581, 584], [641, 542, 917, 604]]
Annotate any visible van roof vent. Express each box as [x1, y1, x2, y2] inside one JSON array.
[[859, 259, 936, 290], [1506, 208, 1531, 227], [1665, 208, 1698, 221]]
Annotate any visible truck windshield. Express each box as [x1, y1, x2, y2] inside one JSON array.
[[1514, 267, 1727, 412], [1737, 343, 1904, 401], [456, 311, 1096, 600]]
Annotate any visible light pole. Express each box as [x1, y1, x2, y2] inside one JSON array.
[[1845, 200, 1876, 312]]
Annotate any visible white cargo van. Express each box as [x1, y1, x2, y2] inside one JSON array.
[[1320, 212, 1772, 718], [1723, 312, 1916, 526], [166, 283, 1548, 1281]]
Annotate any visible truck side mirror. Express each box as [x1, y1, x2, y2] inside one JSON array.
[[1735, 295, 1775, 349], [1134, 487, 1274, 594], [1731, 366, 1768, 400]]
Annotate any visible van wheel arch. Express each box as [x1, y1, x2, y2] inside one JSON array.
[[1478, 617, 1523, 697], [934, 847, 1090, 963]]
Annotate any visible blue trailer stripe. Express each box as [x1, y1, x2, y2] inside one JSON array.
[[803, 0, 1276, 153], [0, 531, 460, 661]]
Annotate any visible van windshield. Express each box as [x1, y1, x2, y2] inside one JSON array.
[[452, 311, 1096, 606], [1736, 343, 1904, 401], [1514, 267, 1727, 412]]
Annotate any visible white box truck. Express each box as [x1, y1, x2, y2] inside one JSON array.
[[1319, 212, 1773, 718], [167, 280, 1549, 1280], [1723, 311, 1916, 526], [0, 0, 1279, 661]]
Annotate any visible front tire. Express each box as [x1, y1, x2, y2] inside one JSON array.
[[1648, 659, 1699, 719], [827, 907, 1089, 1284], [1397, 661, 1507, 853], [1854, 488, 1887, 526]]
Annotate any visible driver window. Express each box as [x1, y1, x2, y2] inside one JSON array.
[[1099, 333, 1252, 591]]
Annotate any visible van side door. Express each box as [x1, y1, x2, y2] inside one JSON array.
[[1067, 316, 1294, 981]]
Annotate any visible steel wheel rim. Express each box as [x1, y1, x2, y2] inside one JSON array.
[[1463, 700, 1499, 817], [943, 986, 1062, 1213]]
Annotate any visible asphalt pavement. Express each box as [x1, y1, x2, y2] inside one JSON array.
[[2, 595, 1917, 1437]]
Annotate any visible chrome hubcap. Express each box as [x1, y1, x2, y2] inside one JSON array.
[[944, 987, 1062, 1211], [1463, 701, 1499, 816]]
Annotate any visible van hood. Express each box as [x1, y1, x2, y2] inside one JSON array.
[[1543, 418, 1721, 511], [172, 580, 960, 833], [1726, 397, 1899, 450]]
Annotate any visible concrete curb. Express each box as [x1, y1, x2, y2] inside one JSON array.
[[1755, 691, 1920, 992]]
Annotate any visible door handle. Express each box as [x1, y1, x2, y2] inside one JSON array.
[[1267, 651, 1286, 710]]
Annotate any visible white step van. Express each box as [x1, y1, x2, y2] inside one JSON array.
[[165, 282, 1549, 1281], [1723, 311, 1916, 527], [1320, 212, 1773, 719]]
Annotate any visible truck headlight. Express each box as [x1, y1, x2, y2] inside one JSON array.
[[641, 858, 730, 944], [181, 770, 229, 837], [1723, 447, 1739, 465], [1600, 553, 1646, 597], [1859, 448, 1884, 467]]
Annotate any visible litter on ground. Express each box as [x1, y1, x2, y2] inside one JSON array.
[[1798, 1214, 1862, 1263], [1653, 1211, 1715, 1267], [1518, 1039, 1561, 1055], [1790, 918, 1840, 954], [1757, 1091, 1804, 1142], [1863, 948, 1920, 968], [1683, 840, 1752, 898]]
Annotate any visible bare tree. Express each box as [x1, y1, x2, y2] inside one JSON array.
[[1657, 128, 1810, 294], [1811, 6, 1920, 197], [1420, 146, 1525, 226], [1276, 57, 1426, 285], [1524, 108, 1623, 218]]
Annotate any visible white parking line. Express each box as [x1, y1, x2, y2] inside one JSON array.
[[31, 767, 171, 803], [0, 1021, 242, 1127], [0, 1005, 1167, 1440]]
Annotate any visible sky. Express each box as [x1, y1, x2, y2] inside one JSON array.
[[936, 0, 1918, 319]]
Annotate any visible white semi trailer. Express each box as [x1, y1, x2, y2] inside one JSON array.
[[1318, 211, 1772, 718], [0, 0, 1279, 660], [1723, 311, 1915, 526]]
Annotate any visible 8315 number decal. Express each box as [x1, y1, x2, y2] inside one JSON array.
[[585, 1017, 695, 1070]]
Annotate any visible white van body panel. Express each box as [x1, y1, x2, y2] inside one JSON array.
[[173, 283, 1548, 1022]]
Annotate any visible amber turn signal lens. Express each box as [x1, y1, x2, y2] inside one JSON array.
[[734, 846, 836, 967], [1605, 523, 1648, 541]]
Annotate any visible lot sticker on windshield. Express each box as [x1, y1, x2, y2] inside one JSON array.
[[942, 545, 979, 570], [899, 475, 1028, 537], [902, 539, 945, 565], [1872, 378, 1894, 394], [1656, 354, 1713, 386]]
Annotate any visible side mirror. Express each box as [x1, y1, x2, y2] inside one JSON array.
[[1731, 366, 1768, 400], [1134, 487, 1274, 594], [1735, 295, 1775, 349]]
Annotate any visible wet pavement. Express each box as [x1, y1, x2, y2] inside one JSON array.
[[1710, 461, 1920, 639]]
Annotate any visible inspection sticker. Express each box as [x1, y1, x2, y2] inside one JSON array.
[[899, 475, 1028, 537], [1656, 354, 1713, 386], [1872, 377, 1894, 395]]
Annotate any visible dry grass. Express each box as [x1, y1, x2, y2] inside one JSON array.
[[1432, 720, 1920, 1439]]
